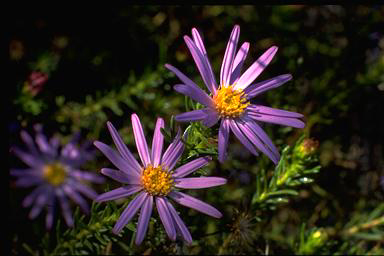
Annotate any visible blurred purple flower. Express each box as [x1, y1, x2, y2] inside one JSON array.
[[10, 125, 104, 229], [165, 25, 305, 164], [94, 114, 226, 245]]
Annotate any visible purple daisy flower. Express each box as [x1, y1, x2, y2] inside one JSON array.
[[10, 125, 104, 229], [165, 25, 305, 164], [94, 114, 226, 245]]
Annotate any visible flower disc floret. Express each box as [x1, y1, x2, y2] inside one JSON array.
[[213, 85, 249, 118], [141, 165, 174, 196], [42, 162, 68, 186]]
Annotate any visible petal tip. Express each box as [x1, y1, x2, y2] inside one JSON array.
[[205, 156, 213, 161], [131, 113, 139, 120], [112, 228, 121, 235], [298, 122, 306, 129], [284, 74, 293, 81], [183, 35, 191, 42], [215, 211, 223, 218], [135, 237, 143, 246]]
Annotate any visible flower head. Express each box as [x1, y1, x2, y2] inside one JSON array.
[[165, 25, 305, 164], [94, 114, 226, 245], [10, 125, 104, 229]]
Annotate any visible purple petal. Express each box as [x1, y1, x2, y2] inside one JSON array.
[[135, 195, 153, 245], [244, 74, 292, 99], [61, 133, 80, 159], [12, 147, 43, 168], [220, 25, 240, 86], [191, 27, 217, 94], [55, 188, 74, 227], [162, 135, 185, 171], [45, 198, 54, 230], [49, 136, 60, 151], [61, 140, 80, 161], [172, 156, 212, 178], [69, 170, 105, 183], [161, 130, 181, 167], [94, 141, 137, 176], [107, 121, 141, 174], [20, 131, 39, 156], [29, 192, 49, 219], [15, 176, 43, 187], [184, 36, 214, 94], [95, 185, 142, 202], [112, 192, 147, 234], [236, 120, 279, 164], [71, 180, 98, 199], [175, 109, 208, 122], [23, 185, 49, 207], [169, 191, 222, 218], [228, 119, 259, 156], [164, 64, 202, 90], [247, 104, 303, 118], [242, 117, 280, 161], [151, 118, 165, 167], [174, 84, 213, 108], [36, 133, 56, 158], [230, 42, 250, 85], [247, 112, 305, 128], [60, 146, 81, 165], [165, 199, 192, 244], [218, 119, 230, 163], [235, 46, 279, 90], [156, 197, 176, 240], [175, 177, 227, 189], [10, 168, 37, 177], [201, 109, 220, 128], [101, 168, 140, 184], [63, 185, 90, 214], [131, 114, 151, 167]]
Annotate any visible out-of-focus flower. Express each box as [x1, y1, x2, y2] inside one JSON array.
[[25, 71, 49, 96], [52, 35, 69, 51], [296, 138, 319, 157], [94, 114, 226, 245], [9, 39, 24, 61], [165, 25, 305, 164], [10, 125, 104, 229]]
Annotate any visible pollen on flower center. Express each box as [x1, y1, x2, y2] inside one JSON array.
[[141, 165, 174, 196], [42, 162, 67, 186], [213, 85, 250, 118]]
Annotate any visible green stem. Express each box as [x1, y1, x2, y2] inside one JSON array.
[[344, 216, 384, 236]]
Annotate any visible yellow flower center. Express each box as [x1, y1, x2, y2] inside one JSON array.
[[141, 165, 174, 196], [213, 85, 249, 118], [42, 162, 68, 186]]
